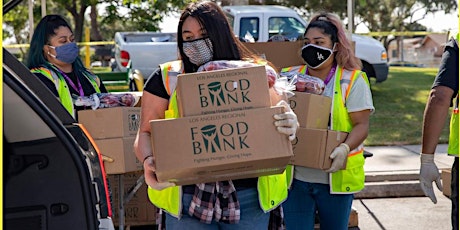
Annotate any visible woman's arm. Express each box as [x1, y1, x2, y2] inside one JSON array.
[[345, 110, 372, 150], [134, 91, 175, 190]]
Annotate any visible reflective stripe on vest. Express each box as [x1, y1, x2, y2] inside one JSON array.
[[160, 60, 183, 96], [448, 96, 459, 156], [31, 67, 74, 116], [281, 65, 307, 74], [31, 66, 101, 118], [147, 61, 289, 217]]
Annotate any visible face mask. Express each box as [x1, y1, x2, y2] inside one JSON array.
[[301, 43, 335, 69], [183, 37, 213, 66], [48, 42, 79, 64]]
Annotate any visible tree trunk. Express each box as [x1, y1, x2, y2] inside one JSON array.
[[90, 4, 103, 41]]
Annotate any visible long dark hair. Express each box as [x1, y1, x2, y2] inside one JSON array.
[[177, 1, 264, 73], [27, 15, 89, 75]]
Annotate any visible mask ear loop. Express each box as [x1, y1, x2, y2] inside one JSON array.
[[46, 45, 57, 58], [332, 43, 338, 52]]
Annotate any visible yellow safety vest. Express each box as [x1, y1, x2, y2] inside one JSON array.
[[282, 65, 367, 194], [31, 66, 101, 118], [148, 60, 289, 218], [448, 95, 459, 156]]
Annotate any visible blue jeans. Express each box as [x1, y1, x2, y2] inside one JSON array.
[[165, 188, 269, 230], [282, 179, 354, 230]]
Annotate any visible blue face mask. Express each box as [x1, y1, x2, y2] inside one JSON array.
[[48, 42, 79, 64]]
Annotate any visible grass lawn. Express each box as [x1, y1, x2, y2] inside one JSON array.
[[365, 66, 451, 146]]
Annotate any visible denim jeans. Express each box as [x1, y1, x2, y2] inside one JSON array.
[[165, 187, 269, 230], [282, 179, 354, 230]]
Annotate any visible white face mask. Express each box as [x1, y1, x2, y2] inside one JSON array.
[[183, 37, 213, 66]]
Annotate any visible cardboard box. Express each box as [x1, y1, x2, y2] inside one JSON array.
[[95, 137, 143, 174], [108, 171, 157, 226], [78, 107, 140, 139], [150, 106, 293, 185], [442, 169, 452, 197], [176, 66, 271, 117], [289, 92, 332, 129], [243, 41, 304, 71], [348, 207, 359, 227], [290, 128, 348, 169], [107, 171, 147, 204]]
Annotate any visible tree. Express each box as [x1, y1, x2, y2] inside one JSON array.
[[354, 0, 456, 49], [276, 0, 457, 50], [3, 1, 30, 58], [99, 0, 189, 38]]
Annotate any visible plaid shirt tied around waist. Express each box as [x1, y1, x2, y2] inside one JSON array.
[[188, 180, 240, 224]]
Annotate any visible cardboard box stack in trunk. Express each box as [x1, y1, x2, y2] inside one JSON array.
[[150, 66, 294, 185], [107, 171, 158, 226], [78, 106, 142, 174]]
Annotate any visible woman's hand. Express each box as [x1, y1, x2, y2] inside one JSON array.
[[143, 155, 175, 190], [273, 100, 299, 141]]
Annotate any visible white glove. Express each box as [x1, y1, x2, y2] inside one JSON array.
[[419, 153, 443, 204], [273, 100, 299, 141], [325, 143, 350, 173], [143, 155, 176, 190]]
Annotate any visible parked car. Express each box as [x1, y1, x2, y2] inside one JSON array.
[[3, 2, 115, 229], [114, 5, 389, 84], [389, 60, 425, 67]]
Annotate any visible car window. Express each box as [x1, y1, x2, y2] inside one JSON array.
[[269, 17, 304, 41], [239, 17, 259, 42]]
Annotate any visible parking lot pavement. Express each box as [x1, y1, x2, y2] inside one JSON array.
[[353, 188, 451, 230], [352, 144, 453, 230]]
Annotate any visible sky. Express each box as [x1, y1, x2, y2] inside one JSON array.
[[355, 10, 459, 34]]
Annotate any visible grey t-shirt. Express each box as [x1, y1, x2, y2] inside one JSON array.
[[294, 73, 375, 184]]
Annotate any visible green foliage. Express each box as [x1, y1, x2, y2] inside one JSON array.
[[100, 0, 190, 34], [277, 0, 456, 32], [365, 67, 450, 146]]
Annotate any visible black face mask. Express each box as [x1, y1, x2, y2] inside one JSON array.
[[301, 44, 334, 69]]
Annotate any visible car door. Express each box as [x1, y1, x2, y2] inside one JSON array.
[[3, 64, 102, 229], [3, 47, 114, 229]]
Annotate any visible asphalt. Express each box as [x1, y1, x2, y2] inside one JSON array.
[[351, 144, 455, 230]]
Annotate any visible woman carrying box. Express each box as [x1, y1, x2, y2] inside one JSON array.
[[133, 1, 298, 229], [280, 12, 374, 230]]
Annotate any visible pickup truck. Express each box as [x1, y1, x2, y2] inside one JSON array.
[[113, 31, 178, 82], [113, 5, 388, 83]]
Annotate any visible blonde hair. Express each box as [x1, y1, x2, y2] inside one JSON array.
[[307, 12, 362, 70]]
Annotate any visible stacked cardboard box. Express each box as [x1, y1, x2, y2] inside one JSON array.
[[107, 171, 158, 226], [288, 91, 348, 170], [442, 169, 452, 197], [78, 106, 142, 174], [244, 41, 349, 170], [150, 66, 293, 185]]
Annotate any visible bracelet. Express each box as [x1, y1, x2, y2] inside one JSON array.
[[143, 155, 153, 164]]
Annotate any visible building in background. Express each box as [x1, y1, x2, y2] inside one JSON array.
[[388, 33, 449, 68]]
